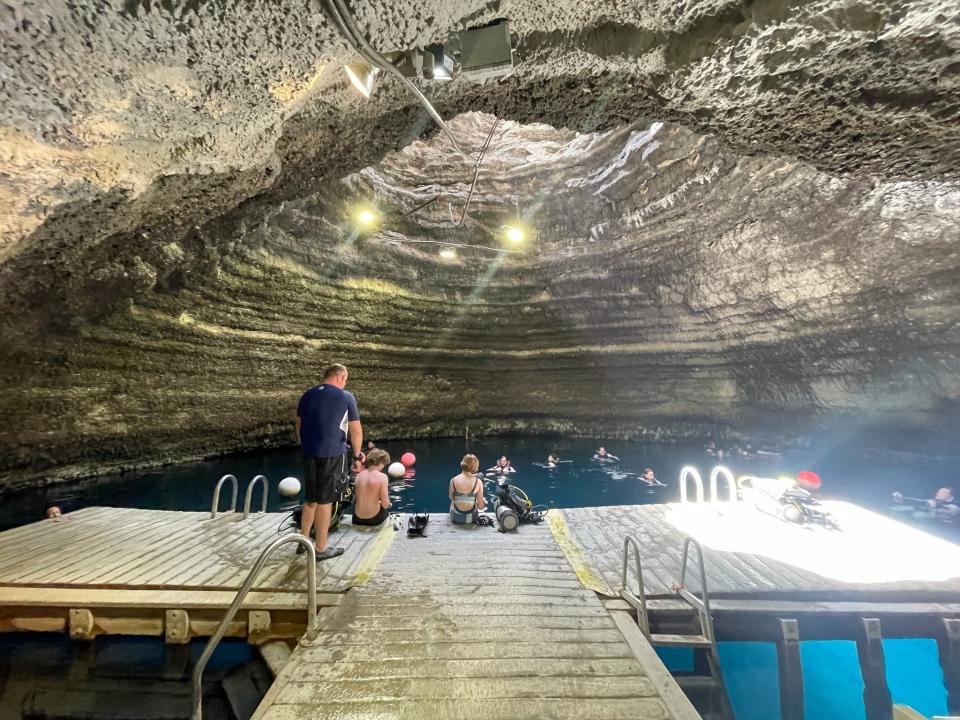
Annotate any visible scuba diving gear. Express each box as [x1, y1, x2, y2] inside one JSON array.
[[496, 504, 520, 532], [407, 512, 429, 537], [494, 478, 547, 525]]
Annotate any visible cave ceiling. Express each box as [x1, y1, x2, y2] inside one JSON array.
[[0, 0, 958, 484]]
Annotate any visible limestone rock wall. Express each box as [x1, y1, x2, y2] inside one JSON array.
[[2, 115, 957, 486], [1, 1, 959, 486]]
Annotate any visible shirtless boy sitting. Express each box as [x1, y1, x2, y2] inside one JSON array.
[[352, 448, 392, 526]]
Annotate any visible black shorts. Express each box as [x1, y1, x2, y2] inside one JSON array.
[[353, 506, 389, 526], [303, 455, 347, 504]]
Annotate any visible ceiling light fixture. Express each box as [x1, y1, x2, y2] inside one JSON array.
[[343, 62, 379, 98]]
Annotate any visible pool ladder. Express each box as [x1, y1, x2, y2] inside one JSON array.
[[191, 534, 317, 720], [621, 535, 734, 720], [210, 474, 269, 519]]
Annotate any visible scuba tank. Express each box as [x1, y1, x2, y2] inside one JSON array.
[[495, 501, 519, 532]]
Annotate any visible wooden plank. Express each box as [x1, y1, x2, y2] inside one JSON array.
[[286, 657, 645, 681], [939, 618, 960, 714], [857, 618, 893, 720], [777, 618, 804, 720], [24, 511, 188, 585], [0, 586, 342, 610], [608, 611, 703, 720], [258, 698, 670, 720], [275, 675, 658, 703]]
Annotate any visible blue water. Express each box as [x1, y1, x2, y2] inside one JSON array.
[[659, 640, 948, 720], [1, 434, 955, 719]]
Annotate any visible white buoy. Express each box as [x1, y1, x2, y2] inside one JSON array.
[[387, 462, 406, 479], [278, 476, 301, 498]]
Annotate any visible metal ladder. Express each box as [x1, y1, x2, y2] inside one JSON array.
[[621, 535, 735, 720], [210, 474, 270, 519], [190, 534, 317, 720]]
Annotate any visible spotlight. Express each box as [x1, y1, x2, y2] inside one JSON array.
[[424, 44, 455, 81], [343, 62, 379, 98], [439, 246, 457, 260], [504, 223, 527, 245], [353, 205, 380, 230]]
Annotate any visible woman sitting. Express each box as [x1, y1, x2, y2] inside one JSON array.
[[449, 454, 486, 524]]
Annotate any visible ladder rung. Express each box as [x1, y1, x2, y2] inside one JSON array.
[[649, 633, 712, 648]]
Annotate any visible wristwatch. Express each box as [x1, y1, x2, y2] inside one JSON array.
[[353, 454, 363, 461]]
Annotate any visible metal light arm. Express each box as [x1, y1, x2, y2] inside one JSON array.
[[324, 0, 472, 159]]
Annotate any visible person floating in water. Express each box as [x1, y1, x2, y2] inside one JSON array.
[[640, 467, 663, 486], [546, 453, 559, 468], [487, 456, 516, 475], [893, 487, 959, 524], [929, 488, 960, 520], [593, 446, 620, 461]]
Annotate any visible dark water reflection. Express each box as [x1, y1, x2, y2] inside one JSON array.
[[2, 435, 954, 535]]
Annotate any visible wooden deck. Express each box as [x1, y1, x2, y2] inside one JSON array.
[[556, 501, 960, 602], [253, 515, 699, 720], [0, 507, 395, 640]]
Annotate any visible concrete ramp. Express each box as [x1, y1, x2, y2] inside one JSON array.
[[253, 514, 698, 720]]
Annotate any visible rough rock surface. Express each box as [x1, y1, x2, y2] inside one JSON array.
[[0, 1, 958, 485]]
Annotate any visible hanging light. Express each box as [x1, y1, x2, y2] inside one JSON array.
[[343, 62, 379, 98], [503, 222, 528, 245], [352, 204, 380, 230]]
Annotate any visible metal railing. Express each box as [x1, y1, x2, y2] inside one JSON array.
[[191, 534, 317, 720], [679, 466, 705, 503], [210, 474, 238, 519], [619, 535, 650, 635], [709, 465, 737, 503], [242, 474, 268, 519], [677, 536, 716, 643]]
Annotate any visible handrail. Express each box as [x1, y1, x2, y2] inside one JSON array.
[[210, 474, 238, 519], [679, 466, 705, 503], [191, 534, 317, 720], [619, 535, 650, 635], [242, 474, 268, 519], [709, 465, 737, 503], [678, 536, 715, 642]]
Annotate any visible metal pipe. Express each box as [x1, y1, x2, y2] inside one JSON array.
[[191, 534, 317, 720], [242, 474, 269, 519], [210, 475, 238, 519], [324, 0, 472, 158]]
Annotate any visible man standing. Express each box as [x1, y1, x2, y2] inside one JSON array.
[[295, 364, 363, 560]]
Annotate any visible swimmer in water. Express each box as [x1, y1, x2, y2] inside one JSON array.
[[546, 453, 559, 468], [486, 456, 516, 475], [929, 488, 960, 522], [639, 468, 662, 486], [593, 446, 620, 461]]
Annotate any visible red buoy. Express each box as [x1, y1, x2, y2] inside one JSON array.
[[401, 452, 416, 467], [796, 470, 822, 490]]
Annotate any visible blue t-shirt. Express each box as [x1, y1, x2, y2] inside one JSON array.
[[297, 384, 359, 458]]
